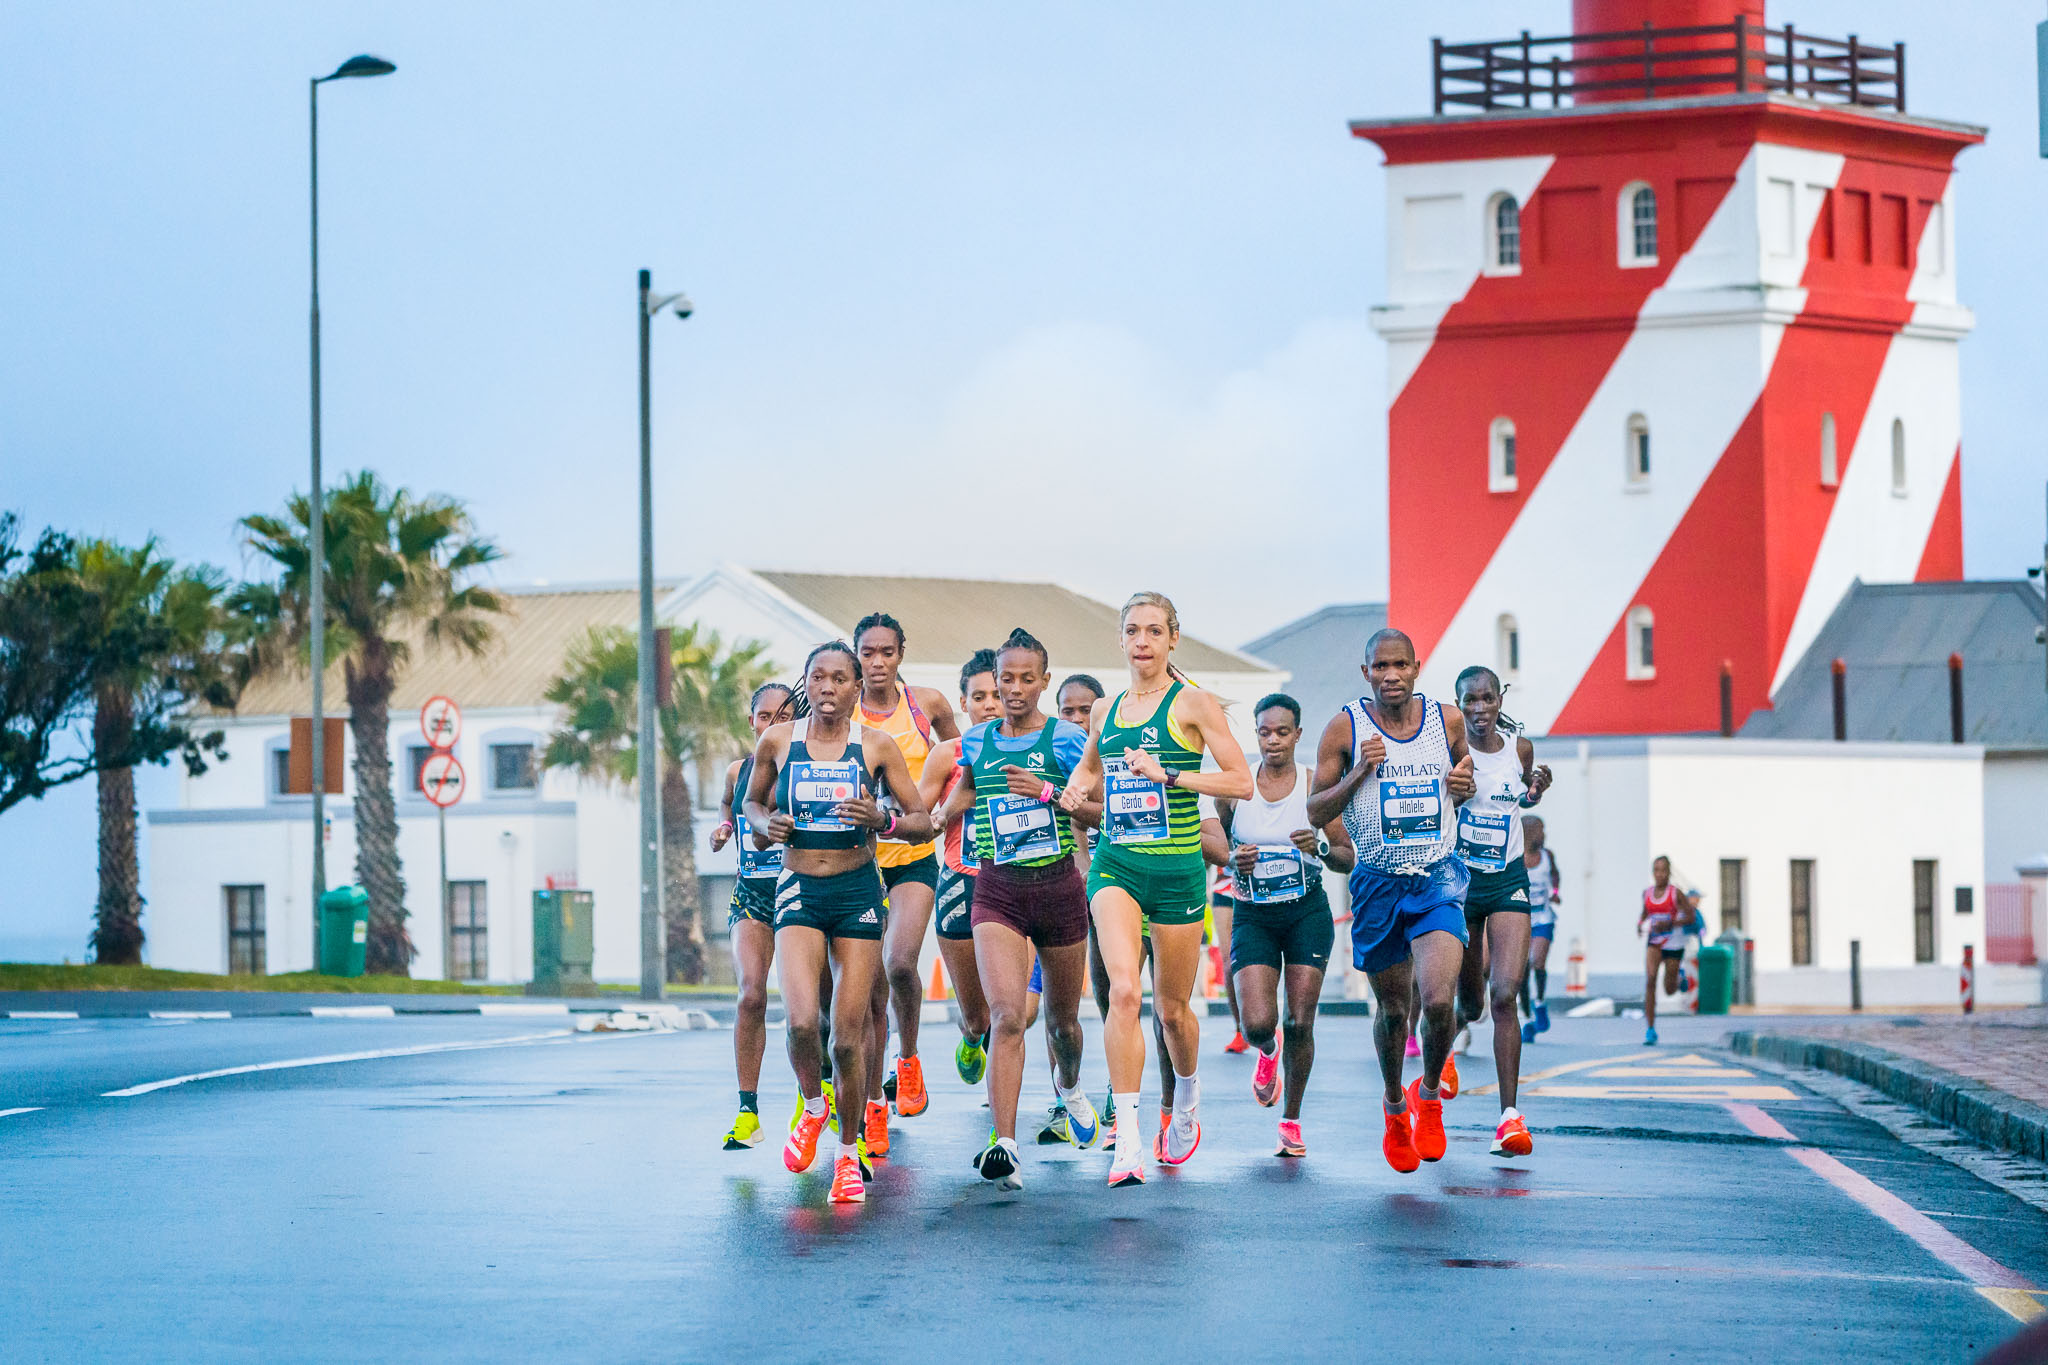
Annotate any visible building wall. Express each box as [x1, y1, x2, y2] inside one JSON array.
[[1985, 753, 2048, 883], [1529, 738, 1987, 1005]]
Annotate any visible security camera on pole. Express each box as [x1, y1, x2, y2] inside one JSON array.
[[420, 695, 465, 946]]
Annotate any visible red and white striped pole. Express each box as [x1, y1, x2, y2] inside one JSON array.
[[1960, 943, 1975, 1015]]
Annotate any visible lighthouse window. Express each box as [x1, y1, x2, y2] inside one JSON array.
[[1489, 417, 1518, 492], [1890, 419, 1907, 496], [1626, 606, 1656, 681], [1620, 182, 1658, 266], [1820, 413, 1840, 488], [1497, 614, 1521, 682], [1625, 413, 1651, 486], [1487, 193, 1521, 273]]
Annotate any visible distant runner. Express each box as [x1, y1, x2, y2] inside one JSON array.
[[1637, 856, 1684, 1047], [1519, 816, 1561, 1043]]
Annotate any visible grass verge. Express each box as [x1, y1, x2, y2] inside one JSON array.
[[0, 963, 516, 994]]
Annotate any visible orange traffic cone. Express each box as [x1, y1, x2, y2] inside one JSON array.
[[926, 955, 949, 1001]]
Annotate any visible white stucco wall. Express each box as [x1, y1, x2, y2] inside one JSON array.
[[1984, 752, 2048, 884]]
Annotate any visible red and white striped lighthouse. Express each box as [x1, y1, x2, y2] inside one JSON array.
[[1351, 1, 1981, 735]]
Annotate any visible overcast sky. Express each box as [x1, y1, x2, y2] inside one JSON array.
[[3, 2, 2043, 959]]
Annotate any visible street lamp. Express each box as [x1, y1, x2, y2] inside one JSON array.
[[638, 270, 692, 1000], [308, 53, 396, 938]]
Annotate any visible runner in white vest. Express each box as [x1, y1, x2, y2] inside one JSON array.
[[1307, 628, 1476, 1176]]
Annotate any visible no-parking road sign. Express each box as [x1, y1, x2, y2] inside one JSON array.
[[420, 751, 466, 808], [421, 695, 462, 750]]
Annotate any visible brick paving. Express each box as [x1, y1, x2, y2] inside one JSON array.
[[1769, 1006, 2048, 1109]]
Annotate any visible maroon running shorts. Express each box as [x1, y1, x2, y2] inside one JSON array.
[[969, 854, 1089, 949]]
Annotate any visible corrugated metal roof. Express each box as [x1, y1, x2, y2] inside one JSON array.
[[1241, 602, 1388, 731], [755, 571, 1265, 678], [226, 586, 642, 718], [1743, 580, 2048, 748]]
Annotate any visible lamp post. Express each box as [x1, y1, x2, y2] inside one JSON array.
[[308, 54, 395, 943], [638, 270, 692, 1000]]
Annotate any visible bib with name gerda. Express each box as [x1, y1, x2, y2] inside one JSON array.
[[1096, 682, 1202, 855], [1341, 695, 1457, 875]]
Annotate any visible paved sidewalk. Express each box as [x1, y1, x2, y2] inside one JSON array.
[[1730, 1007, 2048, 1162]]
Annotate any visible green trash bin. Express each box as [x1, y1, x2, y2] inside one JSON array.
[[318, 886, 370, 978], [1696, 942, 1734, 1015]]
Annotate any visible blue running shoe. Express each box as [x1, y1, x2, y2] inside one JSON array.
[[1535, 1001, 1551, 1034], [1521, 1020, 1538, 1044], [1064, 1092, 1100, 1150], [1644, 1026, 1659, 1046]]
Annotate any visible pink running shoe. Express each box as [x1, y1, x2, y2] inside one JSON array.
[[1275, 1119, 1306, 1158], [1251, 1044, 1280, 1108], [1404, 1034, 1422, 1059]]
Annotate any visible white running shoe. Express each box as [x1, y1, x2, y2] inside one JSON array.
[[1063, 1091, 1101, 1150], [1454, 1023, 1472, 1056], [1107, 1143, 1146, 1187], [1162, 1105, 1202, 1165]]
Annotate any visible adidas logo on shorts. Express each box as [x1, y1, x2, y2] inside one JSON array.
[[1510, 888, 1528, 902], [859, 909, 879, 924]]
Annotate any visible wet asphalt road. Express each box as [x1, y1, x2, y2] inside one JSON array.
[[3, 1009, 2044, 1363]]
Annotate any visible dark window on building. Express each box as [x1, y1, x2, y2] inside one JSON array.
[[273, 748, 293, 796], [1913, 860, 1937, 964], [1719, 859, 1745, 935], [1789, 860, 1814, 967], [491, 743, 537, 792], [1955, 886, 1973, 916], [447, 881, 488, 981], [226, 885, 266, 975], [407, 745, 434, 797]]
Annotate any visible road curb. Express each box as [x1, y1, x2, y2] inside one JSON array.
[[1727, 1030, 2048, 1164]]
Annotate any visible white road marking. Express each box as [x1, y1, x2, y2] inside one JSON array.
[[5, 1011, 79, 1020], [308, 1005, 397, 1018], [477, 1003, 569, 1016], [0, 1107, 43, 1119], [149, 1011, 232, 1020], [101, 1029, 572, 1097]]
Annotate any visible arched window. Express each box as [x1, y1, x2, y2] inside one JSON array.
[[1497, 614, 1521, 682], [1487, 193, 1522, 273], [1489, 417, 1518, 492], [1619, 182, 1658, 266], [1626, 605, 1656, 681], [1820, 412, 1839, 488], [1625, 413, 1651, 486], [1890, 419, 1907, 496]]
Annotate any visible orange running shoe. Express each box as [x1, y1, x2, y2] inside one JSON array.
[[864, 1100, 891, 1157], [828, 1153, 866, 1203], [1382, 1105, 1420, 1173], [1152, 1109, 1172, 1162], [1491, 1109, 1534, 1158], [894, 1055, 929, 1117], [1406, 1078, 1447, 1162], [784, 1106, 827, 1173], [1439, 1053, 1460, 1101]]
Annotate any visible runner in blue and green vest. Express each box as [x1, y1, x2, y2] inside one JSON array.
[[1059, 591, 1252, 1188]]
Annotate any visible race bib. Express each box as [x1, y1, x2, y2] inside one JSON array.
[[1378, 777, 1442, 847], [959, 804, 977, 861], [1104, 759, 1169, 846], [1455, 803, 1512, 872], [1243, 845, 1308, 905], [987, 794, 1061, 865], [789, 759, 862, 832], [737, 823, 784, 879]]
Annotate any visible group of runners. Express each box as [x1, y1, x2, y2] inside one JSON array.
[[709, 596, 1570, 1203]]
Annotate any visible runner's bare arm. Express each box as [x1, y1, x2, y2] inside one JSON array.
[[1517, 735, 1552, 805], [1307, 710, 1372, 828], [1319, 815, 1357, 874], [864, 736, 934, 842], [915, 685, 960, 744], [917, 737, 961, 809], [1125, 686, 1250, 800], [1201, 816, 1231, 869], [742, 727, 794, 845], [710, 758, 742, 852], [1056, 697, 1109, 814], [1443, 705, 1476, 806]]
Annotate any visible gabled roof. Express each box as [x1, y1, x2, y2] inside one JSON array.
[[752, 571, 1268, 678], [225, 584, 652, 718], [1743, 580, 2048, 750], [1242, 602, 1389, 730]]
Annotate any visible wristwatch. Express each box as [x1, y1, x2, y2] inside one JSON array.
[[1314, 834, 1331, 859], [1163, 768, 1180, 789]]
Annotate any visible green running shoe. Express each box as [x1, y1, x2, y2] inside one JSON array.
[[725, 1110, 764, 1150], [1036, 1100, 1071, 1146], [955, 1031, 988, 1085]]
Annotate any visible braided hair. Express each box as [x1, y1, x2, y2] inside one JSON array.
[[996, 625, 1048, 673]]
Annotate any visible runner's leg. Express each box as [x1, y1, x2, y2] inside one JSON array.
[[1486, 913, 1532, 1111], [975, 920, 1035, 1143], [831, 936, 885, 1150], [1235, 963, 1281, 1057], [1039, 939, 1089, 1093], [939, 936, 988, 1039], [1412, 929, 1463, 1094], [733, 919, 775, 1094], [1455, 912, 1487, 1031], [1368, 960, 1415, 1105], [1643, 944, 1661, 1033], [1279, 962, 1324, 1122], [1091, 888, 1147, 1094], [777, 927, 828, 1098], [882, 880, 935, 1063]]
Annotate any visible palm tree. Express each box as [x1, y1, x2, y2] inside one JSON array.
[[237, 472, 503, 975], [73, 539, 240, 965], [545, 623, 772, 983]]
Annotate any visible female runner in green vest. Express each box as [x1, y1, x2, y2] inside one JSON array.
[[1059, 592, 1251, 1187]]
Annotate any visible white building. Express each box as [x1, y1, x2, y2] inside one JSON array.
[[146, 567, 1283, 983]]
